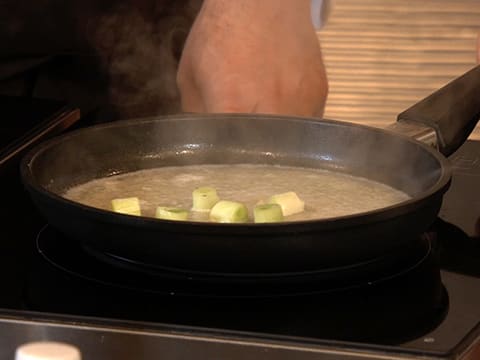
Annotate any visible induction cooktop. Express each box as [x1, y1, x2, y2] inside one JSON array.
[[1, 95, 479, 360]]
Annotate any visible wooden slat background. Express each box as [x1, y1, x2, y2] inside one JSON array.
[[317, 0, 480, 140]]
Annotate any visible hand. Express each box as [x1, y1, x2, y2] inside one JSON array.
[[177, 0, 328, 117]]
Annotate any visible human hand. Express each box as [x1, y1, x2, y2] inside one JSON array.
[[177, 0, 328, 117]]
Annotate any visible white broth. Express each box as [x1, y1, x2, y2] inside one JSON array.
[[63, 164, 410, 222]]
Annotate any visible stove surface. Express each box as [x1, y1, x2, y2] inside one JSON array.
[[0, 97, 479, 359]]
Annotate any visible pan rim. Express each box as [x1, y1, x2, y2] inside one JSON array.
[[20, 113, 453, 230]]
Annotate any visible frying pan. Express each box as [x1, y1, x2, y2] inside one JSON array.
[[21, 65, 480, 275]]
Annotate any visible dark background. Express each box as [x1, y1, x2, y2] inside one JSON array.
[[0, 0, 201, 122]]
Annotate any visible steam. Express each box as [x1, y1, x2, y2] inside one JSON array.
[[88, 0, 201, 119]]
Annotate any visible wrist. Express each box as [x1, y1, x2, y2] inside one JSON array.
[[201, 0, 311, 28]]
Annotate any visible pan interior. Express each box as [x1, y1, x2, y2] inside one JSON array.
[[28, 115, 446, 218], [63, 163, 412, 222]]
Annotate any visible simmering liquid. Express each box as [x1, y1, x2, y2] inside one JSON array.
[[63, 164, 410, 222]]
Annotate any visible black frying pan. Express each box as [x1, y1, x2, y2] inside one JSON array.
[[21, 66, 480, 275]]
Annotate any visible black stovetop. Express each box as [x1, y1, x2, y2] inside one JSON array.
[[1, 96, 480, 359]]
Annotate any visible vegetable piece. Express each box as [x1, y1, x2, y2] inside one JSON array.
[[209, 200, 248, 223], [254, 203, 284, 223], [111, 197, 141, 216], [192, 186, 220, 212], [268, 191, 305, 216], [155, 207, 189, 221]]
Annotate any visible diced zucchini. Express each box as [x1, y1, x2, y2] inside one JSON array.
[[192, 186, 220, 212], [155, 207, 189, 221], [254, 203, 284, 223], [111, 197, 141, 216], [209, 200, 248, 223], [268, 191, 304, 217]]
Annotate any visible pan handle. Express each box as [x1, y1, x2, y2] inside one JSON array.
[[394, 65, 480, 156]]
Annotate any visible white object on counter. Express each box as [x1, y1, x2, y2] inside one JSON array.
[[15, 342, 81, 360]]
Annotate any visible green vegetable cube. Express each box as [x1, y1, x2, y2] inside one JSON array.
[[209, 200, 248, 223], [155, 207, 189, 221], [254, 203, 284, 223], [111, 197, 141, 216], [268, 191, 304, 216], [192, 186, 220, 212]]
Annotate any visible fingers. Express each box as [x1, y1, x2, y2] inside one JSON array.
[[178, 66, 328, 116]]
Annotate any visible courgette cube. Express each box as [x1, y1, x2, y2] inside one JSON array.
[[254, 203, 284, 223], [268, 191, 304, 216], [111, 197, 141, 216], [192, 186, 220, 212], [209, 200, 248, 223], [155, 207, 189, 221]]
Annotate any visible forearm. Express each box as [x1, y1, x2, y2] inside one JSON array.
[[202, 0, 311, 16], [193, 0, 315, 57]]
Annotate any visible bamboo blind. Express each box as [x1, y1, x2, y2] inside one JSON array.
[[318, 0, 480, 140]]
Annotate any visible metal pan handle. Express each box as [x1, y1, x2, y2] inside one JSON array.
[[392, 65, 480, 156]]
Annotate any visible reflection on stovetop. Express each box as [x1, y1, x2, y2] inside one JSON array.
[[436, 218, 480, 278], [24, 224, 447, 347], [37, 224, 435, 297], [12, 213, 480, 358]]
